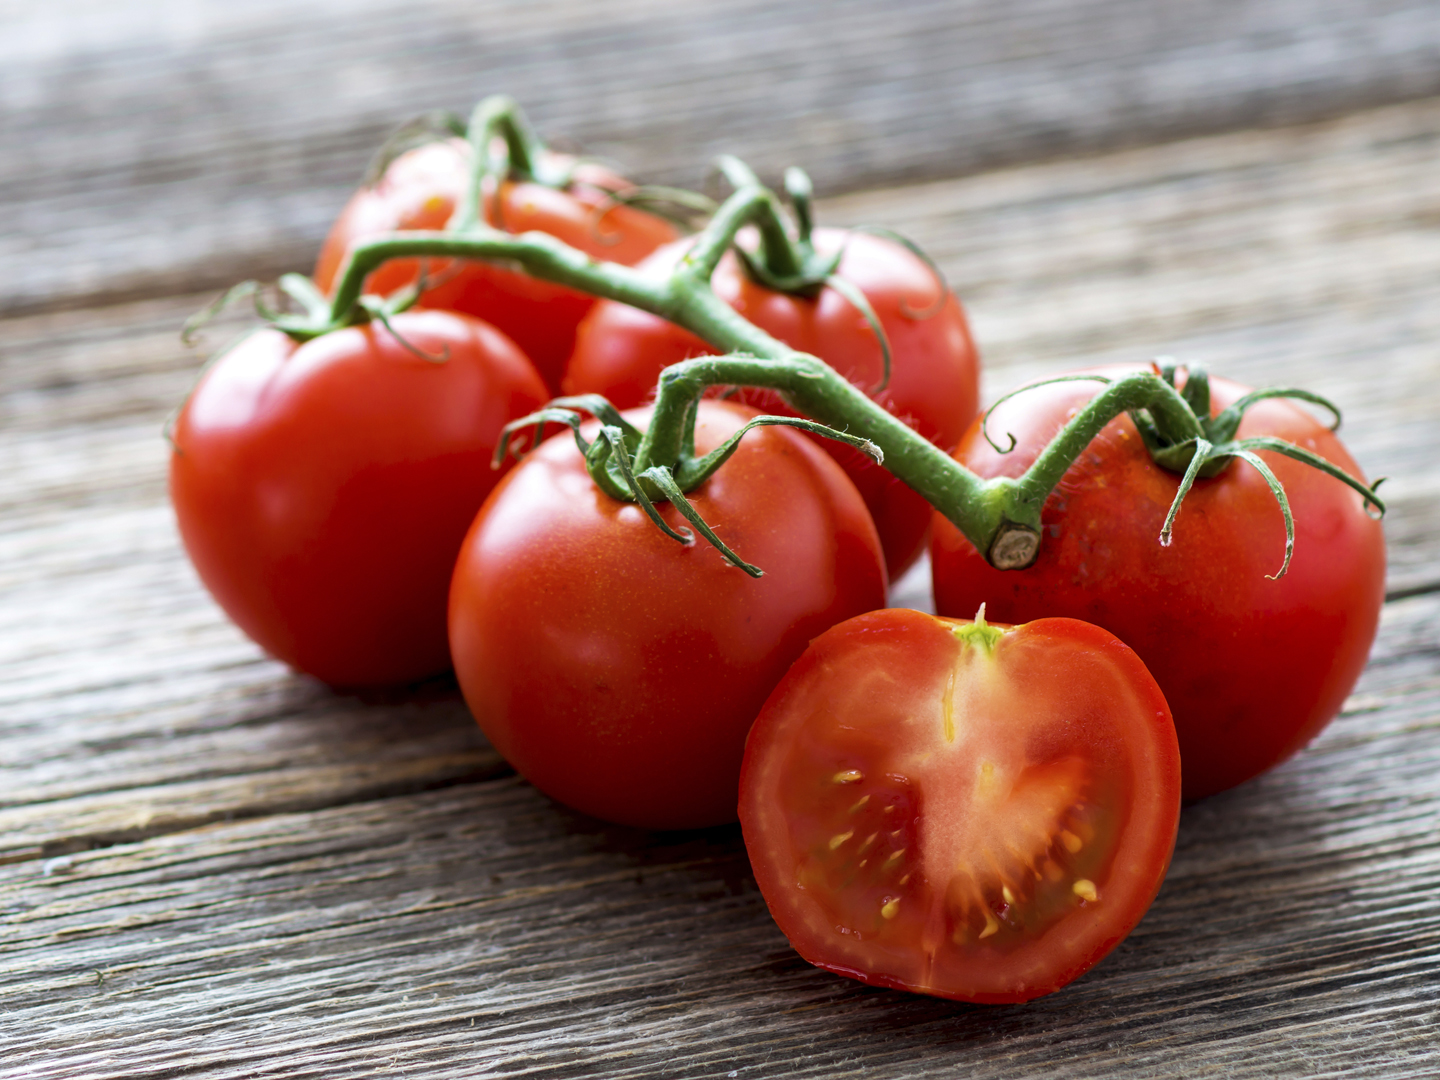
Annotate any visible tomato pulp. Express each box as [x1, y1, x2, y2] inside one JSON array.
[[170, 310, 547, 687], [448, 400, 888, 830], [740, 608, 1180, 1003], [314, 139, 678, 393], [932, 369, 1386, 801], [562, 230, 980, 578]]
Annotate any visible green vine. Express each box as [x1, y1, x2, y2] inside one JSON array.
[[191, 98, 1386, 578]]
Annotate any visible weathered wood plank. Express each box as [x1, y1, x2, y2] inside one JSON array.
[[3, 98, 1440, 1077], [1, 597, 1437, 1078], [2, 99, 1438, 839], [7, 0, 1440, 316]]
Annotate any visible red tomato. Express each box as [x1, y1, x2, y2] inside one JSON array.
[[448, 400, 888, 830], [740, 607, 1180, 1003], [313, 139, 678, 394], [561, 229, 981, 578], [931, 368, 1386, 801], [170, 310, 547, 687]]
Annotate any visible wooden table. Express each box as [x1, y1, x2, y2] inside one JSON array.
[[4, 4, 1439, 1075]]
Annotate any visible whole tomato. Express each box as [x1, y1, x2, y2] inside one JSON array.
[[931, 368, 1386, 801], [561, 230, 980, 578], [170, 310, 547, 687], [741, 607, 1180, 1003], [448, 400, 888, 830], [313, 139, 678, 393]]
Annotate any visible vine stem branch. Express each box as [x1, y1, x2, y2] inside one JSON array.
[[302, 170, 1231, 571], [451, 95, 550, 232]]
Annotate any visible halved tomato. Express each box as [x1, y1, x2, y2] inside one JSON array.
[[738, 607, 1180, 1003]]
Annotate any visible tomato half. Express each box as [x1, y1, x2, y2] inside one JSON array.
[[170, 310, 547, 687], [932, 368, 1386, 801], [740, 607, 1180, 1003], [561, 229, 981, 578], [448, 400, 888, 830], [314, 139, 678, 393]]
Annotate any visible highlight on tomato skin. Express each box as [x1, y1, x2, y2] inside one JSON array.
[[738, 607, 1181, 1004], [169, 309, 548, 688]]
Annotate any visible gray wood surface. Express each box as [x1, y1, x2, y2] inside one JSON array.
[[7, 0, 1440, 317], [4, 9, 1440, 1075]]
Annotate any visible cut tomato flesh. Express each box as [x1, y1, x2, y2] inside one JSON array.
[[740, 608, 1179, 1003]]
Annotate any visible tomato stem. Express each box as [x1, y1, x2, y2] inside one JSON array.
[[244, 140, 1382, 575], [992, 366, 1385, 577], [783, 167, 815, 244], [1006, 371, 1205, 512], [271, 179, 1082, 569], [711, 157, 805, 280], [451, 95, 573, 232]]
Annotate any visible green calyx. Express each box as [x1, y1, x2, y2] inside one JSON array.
[[982, 363, 1387, 579], [720, 159, 839, 294], [716, 160, 895, 393], [181, 267, 445, 361], [494, 395, 883, 578], [1148, 364, 1384, 578]]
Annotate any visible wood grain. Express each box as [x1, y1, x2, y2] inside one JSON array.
[[1, 598, 1437, 1078], [3, 67, 1440, 1080], [7, 0, 1440, 317]]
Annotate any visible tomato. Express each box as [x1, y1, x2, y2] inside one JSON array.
[[170, 310, 547, 687], [313, 139, 678, 394], [448, 400, 888, 830], [739, 607, 1179, 1003], [931, 368, 1386, 801], [561, 229, 981, 578]]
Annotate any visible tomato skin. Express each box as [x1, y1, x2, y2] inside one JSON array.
[[931, 369, 1386, 801], [562, 229, 981, 578], [740, 608, 1180, 1003], [314, 139, 678, 393], [448, 400, 888, 830], [170, 311, 547, 687]]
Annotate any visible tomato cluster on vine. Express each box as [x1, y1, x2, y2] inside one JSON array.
[[168, 97, 1385, 1005]]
